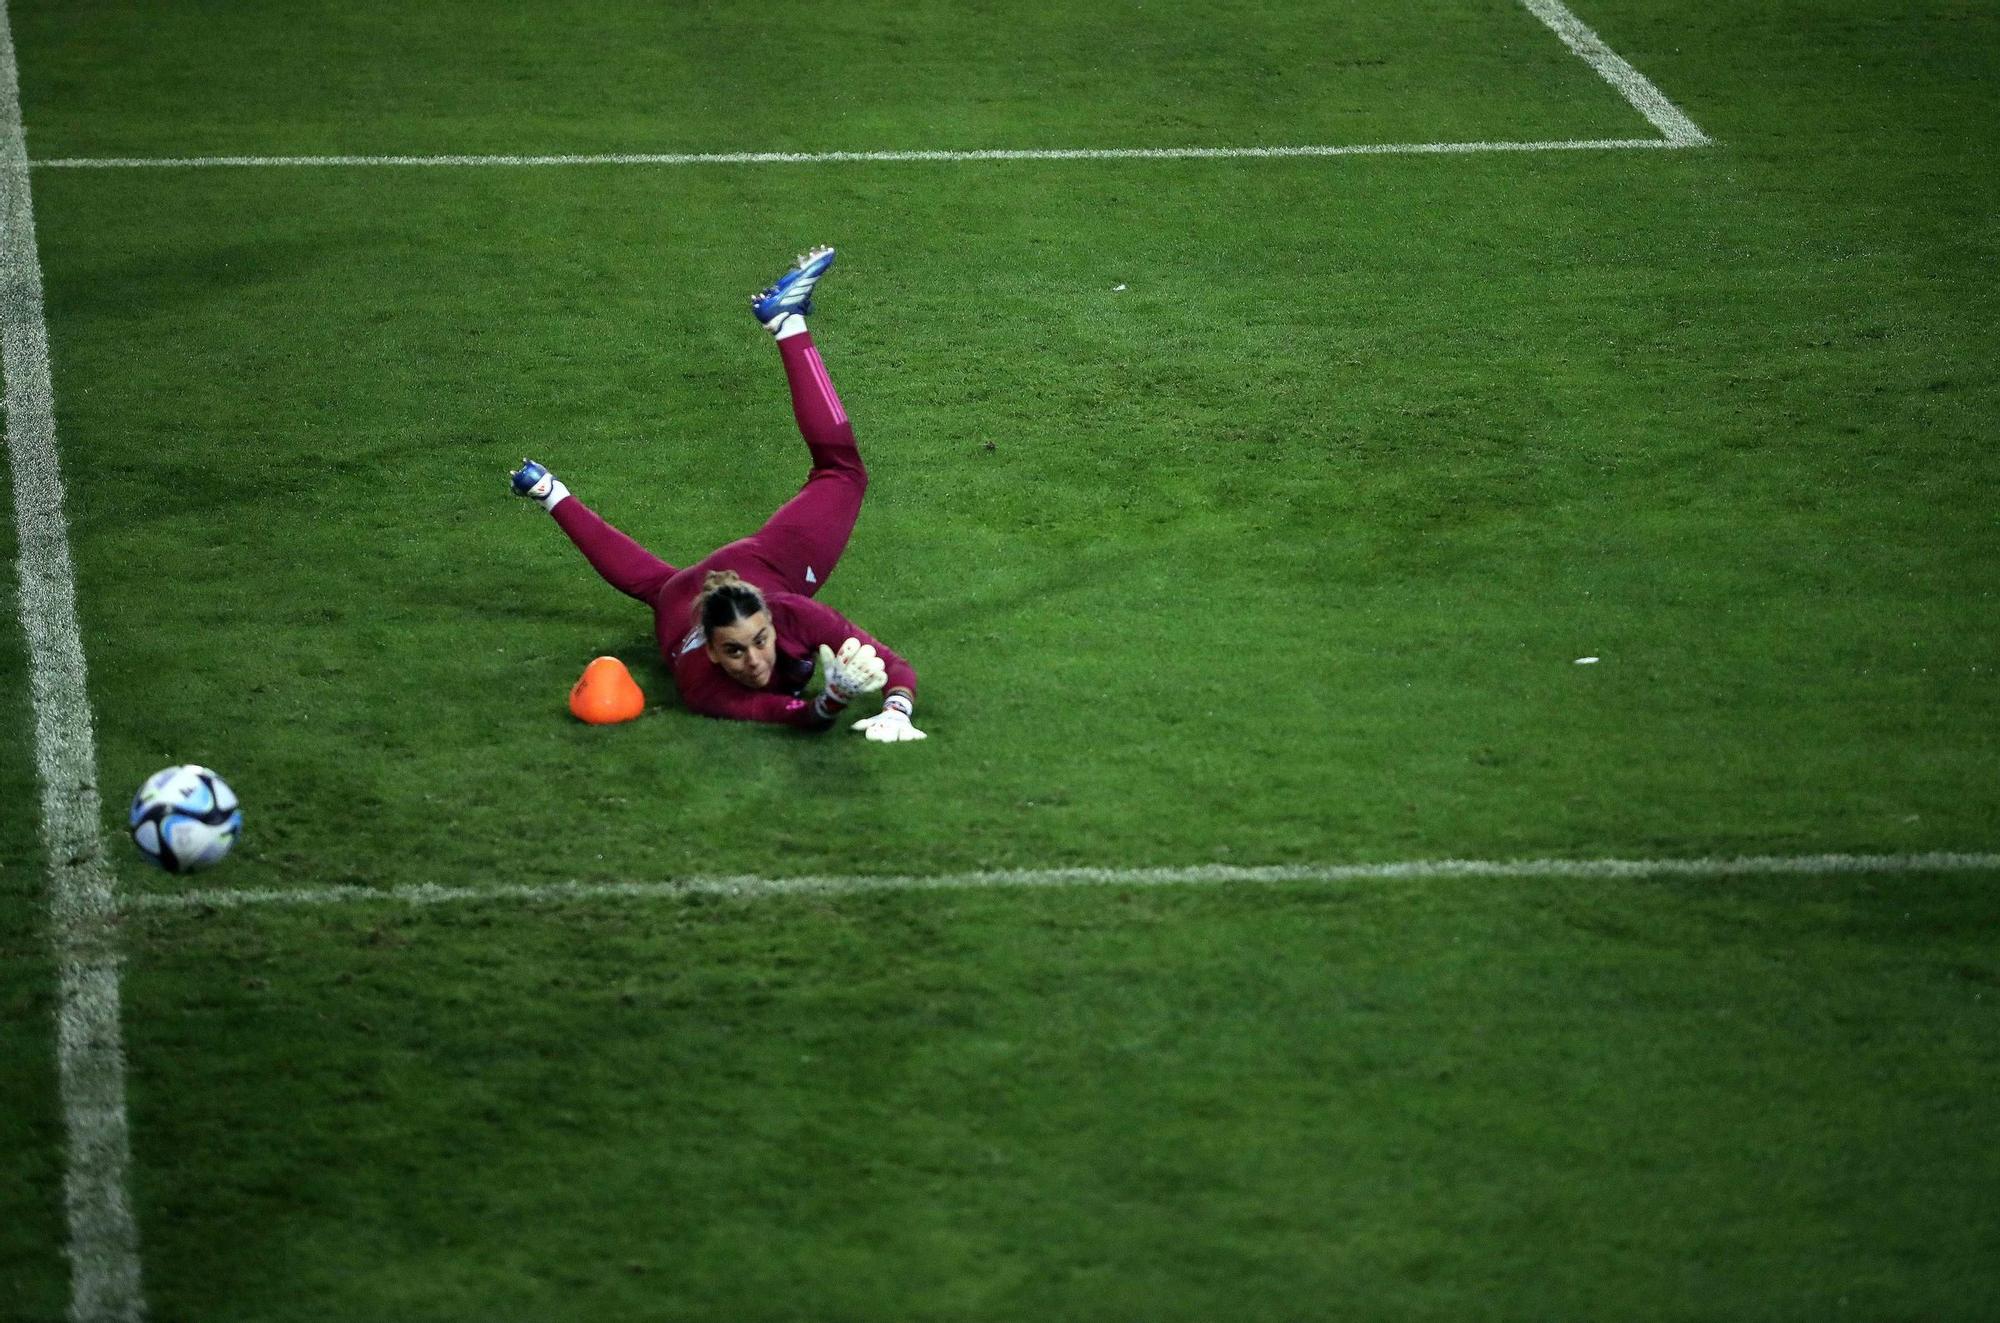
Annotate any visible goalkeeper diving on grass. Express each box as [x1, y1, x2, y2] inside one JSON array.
[[509, 246, 924, 741]]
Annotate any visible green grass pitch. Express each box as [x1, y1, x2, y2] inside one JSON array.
[[4, 0, 1998, 1318]]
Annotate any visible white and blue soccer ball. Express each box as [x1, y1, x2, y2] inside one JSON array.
[[128, 764, 242, 873]]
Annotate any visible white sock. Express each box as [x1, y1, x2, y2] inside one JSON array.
[[539, 479, 570, 512], [770, 312, 808, 340]]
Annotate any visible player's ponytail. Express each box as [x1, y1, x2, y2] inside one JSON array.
[[696, 570, 766, 634]]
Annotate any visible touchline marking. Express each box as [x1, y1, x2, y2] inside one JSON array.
[[1518, 0, 1710, 145], [33, 138, 1683, 170], [0, 1, 147, 1320], [131, 852, 2000, 914]]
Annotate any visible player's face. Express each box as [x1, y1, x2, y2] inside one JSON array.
[[706, 612, 778, 690]]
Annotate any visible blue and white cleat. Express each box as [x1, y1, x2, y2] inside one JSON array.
[[510, 458, 554, 500], [750, 245, 836, 326]]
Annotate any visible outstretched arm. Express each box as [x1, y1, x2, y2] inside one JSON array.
[[779, 598, 927, 741], [676, 669, 841, 729], [673, 618, 905, 733]]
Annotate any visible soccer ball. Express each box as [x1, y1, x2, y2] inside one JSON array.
[[128, 765, 242, 872]]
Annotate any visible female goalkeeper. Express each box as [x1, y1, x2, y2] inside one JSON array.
[[508, 247, 925, 742]]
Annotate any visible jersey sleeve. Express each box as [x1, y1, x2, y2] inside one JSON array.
[[777, 597, 919, 698], [674, 651, 831, 728]]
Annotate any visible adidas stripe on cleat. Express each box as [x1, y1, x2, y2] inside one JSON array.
[[510, 458, 554, 500], [750, 245, 836, 326]]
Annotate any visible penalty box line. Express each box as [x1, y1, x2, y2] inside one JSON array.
[[134, 852, 2000, 915], [28, 0, 1708, 172], [1518, 0, 1708, 146], [33, 138, 1686, 170]]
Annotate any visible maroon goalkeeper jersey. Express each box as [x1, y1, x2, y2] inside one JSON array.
[[666, 591, 916, 728]]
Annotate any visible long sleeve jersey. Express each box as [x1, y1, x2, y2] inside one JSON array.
[[669, 592, 917, 728]]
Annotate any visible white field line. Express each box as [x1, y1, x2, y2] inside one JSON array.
[[24, 2, 1710, 172], [0, 2, 147, 1320], [132, 852, 2000, 914], [1518, 0, 1710, 145], [32, 138, 1683, 170]]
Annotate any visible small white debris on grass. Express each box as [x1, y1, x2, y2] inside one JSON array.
[[1574, 656, 1600, 664], [1112, 283, 1127, 292]]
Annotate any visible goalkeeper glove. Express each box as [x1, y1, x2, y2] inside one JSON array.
[[813, 638, 886, 719], [852, 694, 926, 742]]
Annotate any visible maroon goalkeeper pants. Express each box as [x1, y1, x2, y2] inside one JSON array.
[[548, 330, 866, 642]]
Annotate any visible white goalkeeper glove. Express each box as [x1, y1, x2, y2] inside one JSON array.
[[814, 637, 886, 718], [851, 696, 926, 742]]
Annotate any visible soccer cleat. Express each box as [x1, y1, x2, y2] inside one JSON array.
[[749, 245, 836, 326], [510, 458, 554, 501]]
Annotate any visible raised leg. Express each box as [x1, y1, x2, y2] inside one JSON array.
[[549, 495, 679, 604], [696, 329, 866, 600]]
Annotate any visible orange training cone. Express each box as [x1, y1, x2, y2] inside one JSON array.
[[569, 656, 646, 725]]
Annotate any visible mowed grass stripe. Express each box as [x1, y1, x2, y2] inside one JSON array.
[[0, 0, 146, 1318], [132, 850, 2000, 913]]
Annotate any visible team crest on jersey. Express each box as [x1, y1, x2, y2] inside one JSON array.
[[678, 626, 705, 656]]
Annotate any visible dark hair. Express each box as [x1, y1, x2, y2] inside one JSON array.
[[696, 570, 766, 634]]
